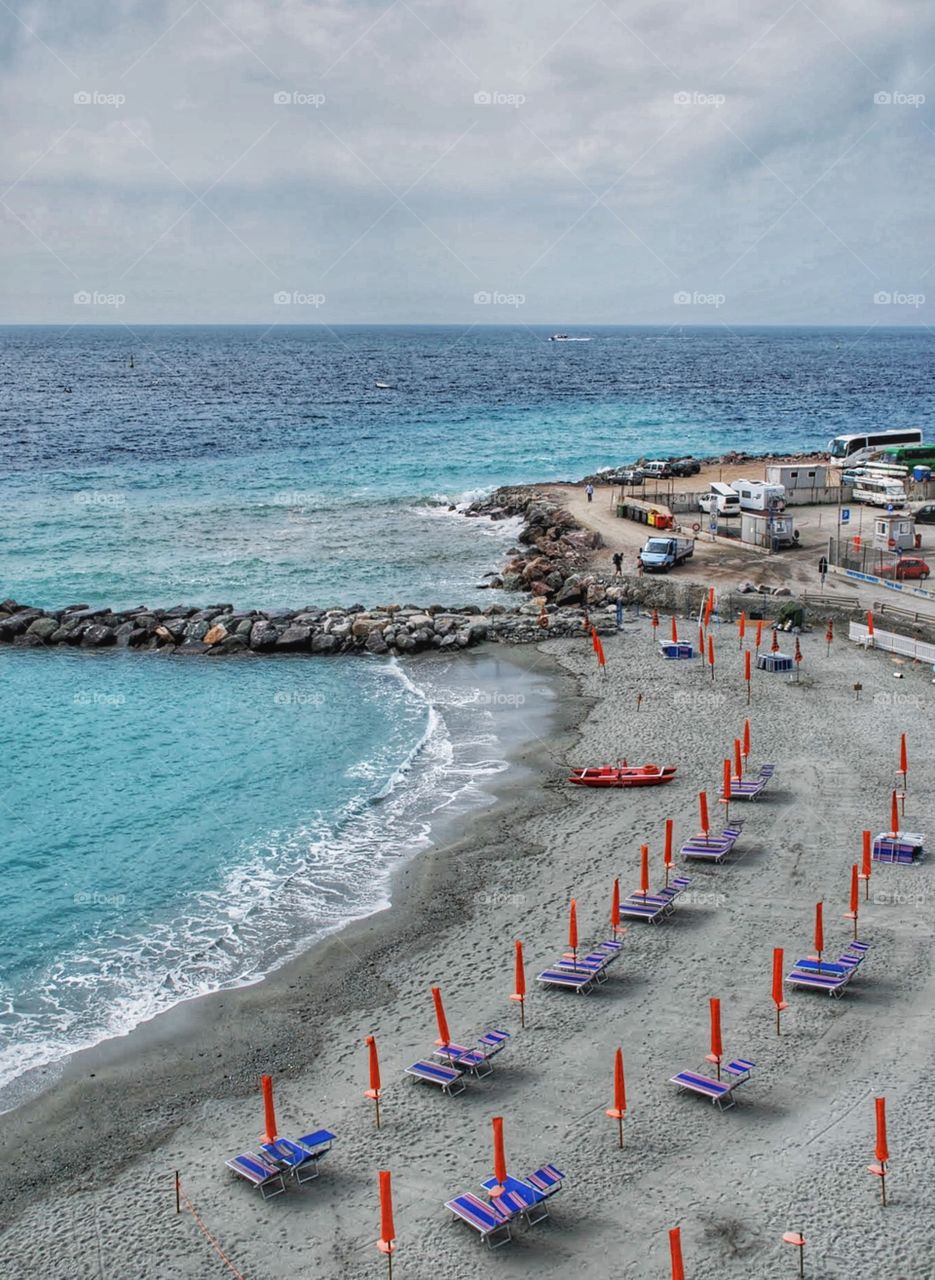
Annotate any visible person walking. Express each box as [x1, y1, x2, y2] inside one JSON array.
[[612, 551, 623, 577], [585, 482, 594, 503], [818, 554, 828, 588]]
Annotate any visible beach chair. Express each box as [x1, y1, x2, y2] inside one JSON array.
[[527, 1164, 564, 1196], [872, 831, 925, 863], [433, 1043, 495, 1077], [405, 1060, 467, 1094], [536, 967, 596, 993], [226, 1151, 287, 1199], [478, 1029, 511, 1056], [785, 967, 852, 997], [558, 952, 611, 981], [594, 938, 624, 960], [619, 897, 668, 924], [261, 1133, 335, 1185], [481, 1175, 551, 1224], [446, 1191, 514, 1248], [669, 1060, 754, 1110], [294, 1128, 336, 1159], [681, 825, 744, 861]]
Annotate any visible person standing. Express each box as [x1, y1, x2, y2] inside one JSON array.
[[818, 554, 828, 588], [585, 482, 594, 503], [612, 551, 623, 577], [615, 595, 623, 628]]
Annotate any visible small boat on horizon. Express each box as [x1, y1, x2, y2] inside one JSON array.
[[568, 761, 677, 788], [374, 380, 395, 389], [549, 334, 591, 342]]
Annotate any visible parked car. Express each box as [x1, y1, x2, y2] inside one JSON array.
[[618, 467, 644, 485], [641, 460, 672, 480], [913, 503, 935, 524], [878, 557, 930, 580], [670, 457, 701, 477]]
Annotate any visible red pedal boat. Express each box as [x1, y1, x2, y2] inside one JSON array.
[[569, 761, 677, 788]]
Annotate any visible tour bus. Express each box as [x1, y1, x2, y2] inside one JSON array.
[[828, 427, 923, 468], [851, 474, 909, 508], [878, 442, 935, 468]]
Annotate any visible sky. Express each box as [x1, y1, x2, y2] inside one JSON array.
[[1, 0, 933, 324]]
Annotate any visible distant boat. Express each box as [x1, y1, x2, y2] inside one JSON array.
[[549, 334, 590, 342], [374, 381, 395, 389]]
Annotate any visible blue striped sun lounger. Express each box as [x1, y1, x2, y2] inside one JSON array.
[[226, 1151, 287, 1198], [681, 826, 744, 861], [434, 1043, 495, 1077], [619, 898, 668, 924], [294, 1128, 336, 1157], [478, 1029, 511, 1055], [669, 1065, 753, 1110], [785, 968, 852, 997], [536, 967, 596, 993], [527, 1164, 564, 1196], [261, 1133, 335, 1184], [558, 953, 610, 981], [446, 1191, 515, 1248], [594, 938, 624, 959], [405, 1060, 467, 1094], [481, 1175, 551, 1224], [873, 831, 925, 863]]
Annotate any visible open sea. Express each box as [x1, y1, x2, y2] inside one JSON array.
[[1, 324, 933, 1102]]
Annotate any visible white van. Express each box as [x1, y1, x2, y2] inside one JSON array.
[[852, 476, 908, 508], [730, 478, 786, 513], [699, 481, 741, 517]]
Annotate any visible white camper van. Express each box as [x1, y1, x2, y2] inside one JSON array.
[[699, 482, 741, 518], [730, 478, 786, 513]]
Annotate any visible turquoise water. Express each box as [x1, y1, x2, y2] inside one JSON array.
[[1, 324, 933, 1098]]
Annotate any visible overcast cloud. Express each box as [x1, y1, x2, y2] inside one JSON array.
[[1, 0, 933, 324]]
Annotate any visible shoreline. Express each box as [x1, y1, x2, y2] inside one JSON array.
[[0, 642, 585, 1224]]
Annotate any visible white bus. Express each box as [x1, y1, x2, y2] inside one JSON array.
[[828, 427, 922, 468]]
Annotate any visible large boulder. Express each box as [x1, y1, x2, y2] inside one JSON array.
[[203, 624, 228, 645], [26, 616, 59, 641], [365, 629, 389, 654], [249, 620, 279, 651], [275, 625, 312, 651], [311, 633, 339, 654], [80, 624, 116, 647]]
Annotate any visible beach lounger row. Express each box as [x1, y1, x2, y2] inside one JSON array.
[[785, 942, 871, 997], [406, 1029, 512, 1094], [447, 1165, 565, 1247], [669, 1059, 755, 1111], [619, 876, 691, 923], [872, 831, 925, 864], [537, 939, 622, 993], [227, 1128, 336, 1197], [718, 765, 775, 801], [681, 823, 744, 862]]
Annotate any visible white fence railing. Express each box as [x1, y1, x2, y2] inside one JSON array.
[[849, 622, 935, 664]]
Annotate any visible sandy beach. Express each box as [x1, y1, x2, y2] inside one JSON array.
[[2, 616, 933, 1279]]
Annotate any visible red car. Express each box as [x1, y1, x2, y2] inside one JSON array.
[[879, 557, 930, 580]]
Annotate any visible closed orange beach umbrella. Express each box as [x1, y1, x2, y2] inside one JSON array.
[[671, 616, 679, 644], [743, 718, 751, 759], [431, 986, 451, 1049], [890, 790, 900, 837], [511, 940, 526, 1027], [722, 758, 731, 800], [611, 878, 621, 937], [859, 829, 872, 899], [704, 586, 715, 628], [899, 733, 908, 780], [377, 1170, 396, 1273], [568, 898, 579, 959], [744, 649, 751, 701], [639, 844, 649, 898], [698, 624, 706, 663], [708, 997, 723, 1079], [651, 608, 659, 632], [698, 790, 709, 838], [592, 627, 606, 670], [738, 611, 746, 644], [491, 1116, 508, 1196], [814, 902, 824, 969], [771, 947, 788, 1035], [770, 628, 780, 653], [755, 618, 763, 651], [669, 1226, 685, 1280], [261, 1074, 278, 1144], [867, 610, 875, 640], [871, 1096, 890, 1205], [365, 1035, 382, 1127], [707, 633, 715, 676], [733, 737, 743, 780], [846, 864, 859, 939], [606, 1046, 627, 1147], [663, 819, 674, 887]]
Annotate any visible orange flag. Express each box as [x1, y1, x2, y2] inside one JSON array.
[[261, 1074, 278, 1144], [377, 1170, 396, 1257], [431, 986, 451, 1049], [669, 1227, 685, 1280], [698, 790, 709, 837]]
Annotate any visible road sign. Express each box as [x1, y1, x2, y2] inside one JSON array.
[[840, 508, 850, 524]]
